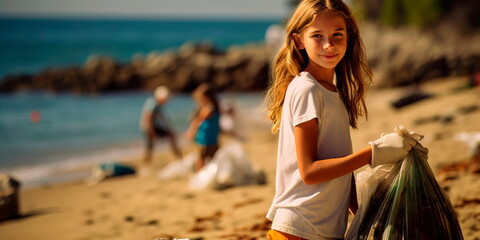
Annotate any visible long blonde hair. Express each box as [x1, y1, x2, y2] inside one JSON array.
[[265, 0, 372, 133]]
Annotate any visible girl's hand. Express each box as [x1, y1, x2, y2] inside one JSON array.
[[369, 132, 417, 167], [185, 114, 203, 141]]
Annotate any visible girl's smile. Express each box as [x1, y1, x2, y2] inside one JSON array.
[[320, 53, 340, 59]]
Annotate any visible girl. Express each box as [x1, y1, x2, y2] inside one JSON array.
[[264, 0, 416, 239], [185, 83, 221, 171]]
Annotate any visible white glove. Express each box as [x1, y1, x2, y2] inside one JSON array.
[[369, 130, 417, 168]]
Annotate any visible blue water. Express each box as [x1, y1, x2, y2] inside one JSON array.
[[0, 17, 279, 78], [0, 91, 191, 168], [0, 91, 265, 187], [0, 17, 273, 186]]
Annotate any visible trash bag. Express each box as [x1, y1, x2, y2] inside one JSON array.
[[189, 142, 263, 190], [157, 152, 197, 180], [345, 163, 401, 239], [346, 126, 463, 240]]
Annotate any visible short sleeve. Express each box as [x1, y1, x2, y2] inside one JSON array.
[[290, 84, 322, 127], [142, 97, 156, 113]]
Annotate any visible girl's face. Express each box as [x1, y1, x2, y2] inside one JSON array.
[[294, 12, 347, 71]]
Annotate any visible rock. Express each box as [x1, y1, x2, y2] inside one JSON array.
[[3, 25, 477, 94], [362, 23, 480, 88], [0, 74, 33, 92]]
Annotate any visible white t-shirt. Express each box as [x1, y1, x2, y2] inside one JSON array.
[[266, 72, 353, 240]]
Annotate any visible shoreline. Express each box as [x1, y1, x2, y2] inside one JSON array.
[[1, 91, 266, 189], [2, 108, 272, 191], [3, 141, 144, 189]]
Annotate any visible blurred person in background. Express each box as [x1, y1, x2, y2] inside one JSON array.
[[219, 98, 246, 142], [185, 83, 221, 172], [140, 86, 183, 175]]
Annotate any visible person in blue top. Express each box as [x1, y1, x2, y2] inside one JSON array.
[[185, 83, 221, 171], [140, 86, 183, 171]]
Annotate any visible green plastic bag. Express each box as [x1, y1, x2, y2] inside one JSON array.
[[346, 127, 463, 240]]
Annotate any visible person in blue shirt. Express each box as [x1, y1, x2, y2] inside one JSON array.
[[140, 86, 182, 170], [185, 83, 221, 171]]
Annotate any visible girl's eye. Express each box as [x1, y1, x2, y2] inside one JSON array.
[[333, 33, 344, 38], [312, 34, 322, 38]]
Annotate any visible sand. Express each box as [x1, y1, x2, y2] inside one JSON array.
[[0, 76, 479, 240]]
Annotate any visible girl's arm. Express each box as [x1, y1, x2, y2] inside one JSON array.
[[294, 118, 371, 185], [185, 105, 214, 140], [185, 114, 201, 140]]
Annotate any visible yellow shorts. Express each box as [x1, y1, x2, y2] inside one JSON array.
[[267, 229, 308, 240]]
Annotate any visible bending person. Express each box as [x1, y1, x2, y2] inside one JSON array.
[[140, 86, 183, 170]]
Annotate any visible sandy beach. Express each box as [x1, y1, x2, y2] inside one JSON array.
[[1, 75, 479, 240]]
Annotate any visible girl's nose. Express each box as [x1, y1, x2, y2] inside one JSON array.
[[323, 39, 334, 51]]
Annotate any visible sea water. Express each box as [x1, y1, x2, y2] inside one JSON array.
[[0, 17, 275, 187], [0, 17, 279, 78], [0, 91, 265, 187]]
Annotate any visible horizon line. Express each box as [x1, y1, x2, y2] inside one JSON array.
[[0, 12, 286, 22]]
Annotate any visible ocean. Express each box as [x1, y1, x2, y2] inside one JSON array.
[[0, 17, 275, 187], [0, 17, 279, 78]]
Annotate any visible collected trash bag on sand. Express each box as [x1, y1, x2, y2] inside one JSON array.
[[189, 142, 265, 191], [156, 152, 197, 180], [346, 126, 463, 240]]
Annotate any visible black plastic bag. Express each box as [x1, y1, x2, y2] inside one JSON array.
[[346, 127, 463, 240]]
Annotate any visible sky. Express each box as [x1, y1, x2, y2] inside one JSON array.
[[0, 0, 291, 19]]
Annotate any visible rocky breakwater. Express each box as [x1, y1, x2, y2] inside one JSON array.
[[2, 24, 479, 94], [362, 24, 480, 87], [0, 42, 272, 93]]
